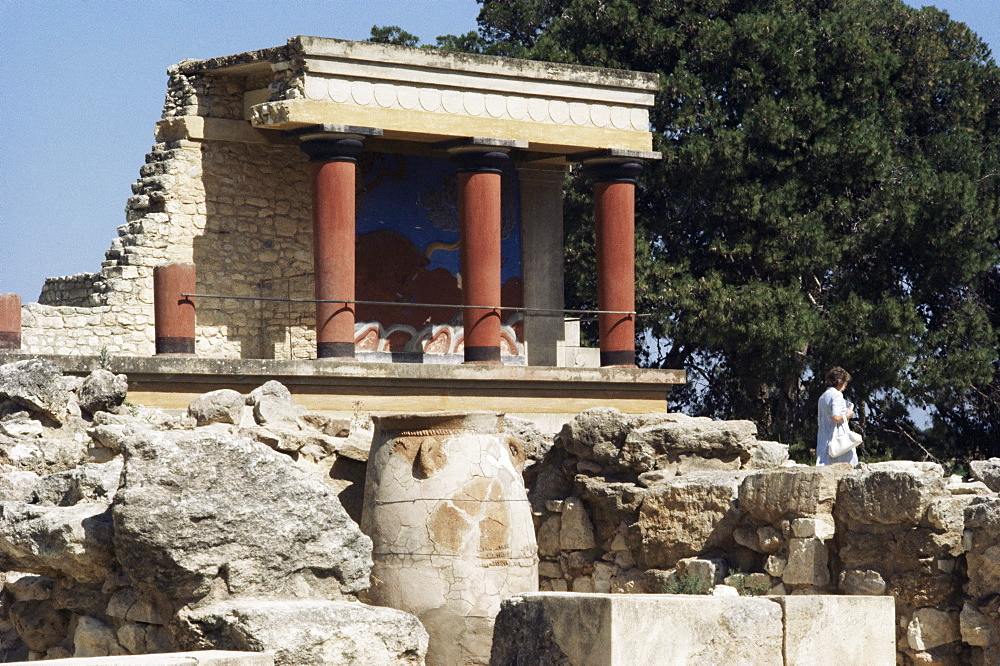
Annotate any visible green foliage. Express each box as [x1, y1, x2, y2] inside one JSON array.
[[659, 571, 711, 595], [474, 0, 1000, 463], [368, 25, 421, 47]]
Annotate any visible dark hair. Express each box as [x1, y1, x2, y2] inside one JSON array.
[[825, 366, 852, 388]]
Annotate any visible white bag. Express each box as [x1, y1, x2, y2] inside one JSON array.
[[829, 421, 863, 458]]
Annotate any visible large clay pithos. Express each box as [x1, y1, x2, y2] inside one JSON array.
[[361, 411, 538, 665]]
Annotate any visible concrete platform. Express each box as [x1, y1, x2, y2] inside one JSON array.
[[0, 353, 684, 431], [490, 592, 896, 666]]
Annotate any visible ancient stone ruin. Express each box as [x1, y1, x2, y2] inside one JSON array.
[[0, 357, 998, 664], [2, 33, 998, 666], [0, 358, 426, 664]]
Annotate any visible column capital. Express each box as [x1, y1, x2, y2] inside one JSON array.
[[438, 137, 527, 175], [448, 148, 511, 175], [298, 134, 366, 163], [574, 148, 661, 185], [288, 124, 382, 163], [582, 159, 644, 185]]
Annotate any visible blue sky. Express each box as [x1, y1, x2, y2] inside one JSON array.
[[1, 0, 997, 301]]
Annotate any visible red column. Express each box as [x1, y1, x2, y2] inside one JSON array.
[[0, 293, 21, 350], [299, 135, 365, 359], [585, 160, 643, 367], [153, 263, 196, 355], [450, 149, 510, 364]]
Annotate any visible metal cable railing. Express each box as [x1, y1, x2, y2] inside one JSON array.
[[181, 292, 649, 319]]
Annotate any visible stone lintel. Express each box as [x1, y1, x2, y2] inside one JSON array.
[[433, 136, 529, 152], [283, 123, 383, 139], [250, 100, 654, 155], [571, 148, 664, 163]]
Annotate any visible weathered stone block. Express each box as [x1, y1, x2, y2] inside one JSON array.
[[837, 462, 948, 525], [112, 430, 371, 608], [740, 465, 852, 524], [490, 592, 783, 666], [907, 608, 960, 651], [638, 471, 745, 569], [186, 389, 244, 426], [560, 496, 596, 550], [177, 599, 427, 666], [774, 595, 896, 666], [969, 459, 1000, 493], [782, 537, 830, 588]]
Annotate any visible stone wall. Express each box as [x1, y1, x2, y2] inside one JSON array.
[[0, 358, 427, 664], [524, 407, 1000, 666]]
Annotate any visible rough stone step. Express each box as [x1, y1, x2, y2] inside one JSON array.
[[4, 650, 273, 666]]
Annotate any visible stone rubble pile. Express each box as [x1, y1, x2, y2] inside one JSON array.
[[0, 358, 426, 664], [527, 406, 1000, 666]]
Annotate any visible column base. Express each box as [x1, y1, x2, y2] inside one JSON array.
[[156, 337, 195, 355], [317, 341, 356, 359], [600, 350, 636, 367], [0, 332, 20, 350], [464, 346, 502, 364]]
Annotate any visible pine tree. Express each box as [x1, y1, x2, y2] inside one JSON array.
[[475, 0, 1000, 459]]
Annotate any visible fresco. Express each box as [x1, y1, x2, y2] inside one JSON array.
[[353, 153, 523, 358]]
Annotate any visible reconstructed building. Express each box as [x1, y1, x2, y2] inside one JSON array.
[[2, 37, 683, 421]]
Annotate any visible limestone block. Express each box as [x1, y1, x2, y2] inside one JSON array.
[[186, 390, 244, 426], [774, 595, 896, 666], [636, 468, 676, 487], [5, 573, 54, 601], [757, 526, 783, 554], [490, 593, 784, 666], [790, 516, 835, 540], [106, 587, 169, 625], [0, 502, 114, 583], [8, 598, 71, 653], [969, 459, 1000, 493], [536, 515, 562, 557], [74, 615, 127, 657], [739, 465, 852, 524], [0, 469, 41, 502], [960, 602, 992, 648], [177, 599, 427, 666], [638, 471, 744, 569], [560, 496, 596, 550], [838, 569, 886, 596], [538, 561, 562, 579], [745, 440, 789, 470], [837, 462, 948, 525], [782, 537, 829, 587], [675, 453, 741, 474], [907, 608, 960, 651], [677, 557, 726, 586], [116, 621, 175, 654], [765, 555, 787, 578], [113, 430, 371, 608], [0, 359, 74, 425], [30, 461, 123, 507]]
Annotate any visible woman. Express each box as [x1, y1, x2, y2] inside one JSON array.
[[817, 366, 857, 465]]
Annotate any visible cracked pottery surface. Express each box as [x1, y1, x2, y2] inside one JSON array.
[[362, 411, 538, 665]]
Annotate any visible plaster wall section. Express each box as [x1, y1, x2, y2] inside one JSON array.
[[518, 165, 566, 367]]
